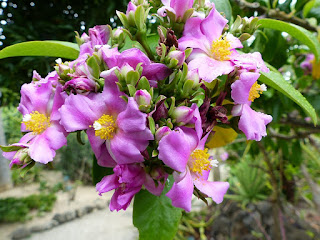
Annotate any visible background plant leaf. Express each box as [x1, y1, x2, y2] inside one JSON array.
[[259, 69, 317, 125], [257, 19, 320, 61], [133, 178, 182, 240], [0, 41, 79, 60]]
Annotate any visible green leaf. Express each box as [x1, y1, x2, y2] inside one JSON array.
[[210, 0, 232, 22], [259, 69, 317, 125], [0, 41, 80, 60], [0, 145, 22, 152], [133, 178, 182, 240], [303, 0, 320, 17], [92, 155, 113, 185], [257, 19, 320, 61]]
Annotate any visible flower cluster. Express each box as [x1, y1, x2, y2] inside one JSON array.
[[2, 0, 272, 212]]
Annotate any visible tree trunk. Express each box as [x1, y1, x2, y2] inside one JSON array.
[[0, 109, 12, 192]]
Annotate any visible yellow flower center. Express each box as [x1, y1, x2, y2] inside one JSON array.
[[248, 82, 265, 102], [92, 114, 117, 140], [22, 111, 50, 135], [189, 148, 211, 175], [211, 37, 231, 61], [311, 59, 320, 80]]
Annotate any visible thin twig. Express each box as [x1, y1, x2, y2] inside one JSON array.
[[235, 0, 318, 32]]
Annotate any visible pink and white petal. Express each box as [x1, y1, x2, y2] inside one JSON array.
[[231, 72, 260, 105], [172, 0, 193, 18], [109, 134, 145, 164], [87, 129, 116, 167], [42, 125, 67, 150], [158, 129, 191, 172], [166, 170, 194, 212], [200, 8, 228, 43], [193, 178, 229, 204], [238, 104, 272, 141], [157, 6, 176, 17], [188, 56, 234, 83], [96, 174, 119, 195], [29, 135, 56, 164], [60, 93, 105, 132], [179, 127, 199, 151], [117, 98, 147, 132], [226, 33, 243, 49]]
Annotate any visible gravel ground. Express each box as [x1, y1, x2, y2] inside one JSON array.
[[29, 208, 138, 240]]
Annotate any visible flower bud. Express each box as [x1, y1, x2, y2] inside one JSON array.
[[168, 50, 185, 68], [187, 69, 201, 87], [171, 106, 194, 124], [155, 126, 171, 141], [134, 90, 151, 107]]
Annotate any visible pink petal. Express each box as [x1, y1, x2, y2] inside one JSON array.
[[158, 129, 191, 172], [166, 170, 194, 212], [194, 178, 229, 204]]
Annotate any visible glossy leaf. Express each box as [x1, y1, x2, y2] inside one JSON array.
[[0, 41, 80, 60], [303, 0, 320, 17], [133, 178, 182, 240], [259, 69, 317, 125], [258, 19, 320, 61]]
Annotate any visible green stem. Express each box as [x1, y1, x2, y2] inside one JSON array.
[[136, 32, 154, 61]]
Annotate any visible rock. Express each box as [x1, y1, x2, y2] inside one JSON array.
[[95, 200, 107, 210], [76, 207, 88, 218], [84, 205, 95, 214], [64, 211, 76, 222], [211, 216, 231, 236], [11, 227, 30, 240], [256, 201, 272, 216], [50, 219, 59, 228], [53, 213, 66, 224]]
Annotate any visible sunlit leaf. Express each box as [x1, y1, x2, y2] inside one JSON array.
[[258, 19, 320, 61], [0, 41, 79, 60]]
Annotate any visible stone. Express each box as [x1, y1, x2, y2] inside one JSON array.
[[211, 216, 231, 236], [11, 227, 31, 240], [64, 211, 76, 221], [84, 205, 95, 214], [76, 207, 88, 218]]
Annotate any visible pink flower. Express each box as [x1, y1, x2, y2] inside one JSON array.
[[60, 69, 153, 167], [158, 106, 229, 211], [178, 6, 243, 82], [231, 72, 272, 141], [12, 79, 67, 164], [101, 47, 171, 87], [96, 164, 166, 211], [158, 0, 194, 19]]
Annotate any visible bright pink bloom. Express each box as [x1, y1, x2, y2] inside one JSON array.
[[158, 106, 229, 211], [96, 163, 166, 211], [101, 47, 171, 87], [13, 79, 67, 164], [231, 72, 272, 141], [179, 6, 242, 82], [158, 0, 194, 19], [60, 70, 153, 167]]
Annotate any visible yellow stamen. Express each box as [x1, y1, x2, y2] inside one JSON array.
[[92, 114, 117, 140], [311, 59, 320, 80], [248, 82, 263, 102], [211, 36, 231, 61], [22, 111, 50, 135], [189, 148, 211, 175]]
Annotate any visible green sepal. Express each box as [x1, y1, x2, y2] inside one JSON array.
[[0, 145, 23, 152]]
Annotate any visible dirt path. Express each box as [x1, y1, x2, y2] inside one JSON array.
[[29, 208, 138, 240]]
